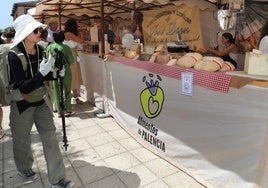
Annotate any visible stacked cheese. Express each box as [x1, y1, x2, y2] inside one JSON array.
[[244, 50, 268, 76]]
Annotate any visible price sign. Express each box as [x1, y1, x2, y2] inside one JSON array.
[[181, 72, 193, 96]]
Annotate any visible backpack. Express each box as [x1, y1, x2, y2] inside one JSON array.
[[0, 44, 27, 106]]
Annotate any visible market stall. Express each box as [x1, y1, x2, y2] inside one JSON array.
[[74, 1, 268, 188], [78, 51, 268, 188], [29, 0, 219, 50], [29, 0, 268, 187]]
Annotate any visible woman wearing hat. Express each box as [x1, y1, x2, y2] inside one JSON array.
[[8, 14, 74, 188]]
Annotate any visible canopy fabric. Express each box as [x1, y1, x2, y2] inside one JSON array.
[[31, 0, 99, 24], [28, 0, 218, 55], [173, 0, 217, 10], [30, 0, 218, 23]]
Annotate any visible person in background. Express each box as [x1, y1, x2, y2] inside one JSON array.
[[132, 11, 144, 44], [46, 19, 58, 43], [38, 29, 49, 49], [0, 31, 7, 139], [207, 32, 239, 68], [63, 18, 84, 105], [46, 31, 74, 117], [38, 29, 57, 112], [5, 30, 15, 44], [103, 16, 116, 48], [0, 32, 6, 44], [1, 31, 7, 43], [45, 20, 58, 111], [8, 14, 74, 188], [259, 21, 268, 53], [122, 26, 134, 50], [104, 21, 116, 48]]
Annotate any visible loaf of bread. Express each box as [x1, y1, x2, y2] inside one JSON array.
[[177, 52, 203, 68], [219, 61, 235, 71], [125, 50, 137, 59], [166, 59, 177, 66], [156, 52, 172, 64], [194, 56, 224, 72]]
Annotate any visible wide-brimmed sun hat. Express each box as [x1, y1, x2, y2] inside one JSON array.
[[10, 14, 46, 48]]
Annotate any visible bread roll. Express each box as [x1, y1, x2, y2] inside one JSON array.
[[149, 52, 160, 62], [125, 50, 137, 59], [194, 56, 224, 72], [177, 52, 203, 68], [219, 61, 235, 71], [156, 53, 172, 64], [166, 59, 177, 66]]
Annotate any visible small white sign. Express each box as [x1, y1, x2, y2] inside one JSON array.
[[181, 72, 193, 96]]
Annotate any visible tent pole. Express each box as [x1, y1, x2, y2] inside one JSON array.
[[59, 12, 62, 30], [59, 0, 62, 30], [42, 13, 45, 24], [101, 0, 105, 56], [95, 0, 112, 118]]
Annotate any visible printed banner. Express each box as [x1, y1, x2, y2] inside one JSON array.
[[143, 5, 204, 51]]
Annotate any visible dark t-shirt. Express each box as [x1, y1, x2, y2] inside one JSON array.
[[8, 43, 54, 113], [105, 29, 115, 44], [222, 54, 237, 68]]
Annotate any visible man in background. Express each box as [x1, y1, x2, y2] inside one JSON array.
[[46, 19, 59, 111], [5, 29, 15, 44], [0, 32, 6, 44], [46, 19, 58, 43]]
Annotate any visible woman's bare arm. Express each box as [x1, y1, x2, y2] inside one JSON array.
[[65, 32, 84, 43]]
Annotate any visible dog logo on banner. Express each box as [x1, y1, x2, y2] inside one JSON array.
[[140, 73, 164, 119]]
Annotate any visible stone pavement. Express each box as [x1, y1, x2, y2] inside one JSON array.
[[0, 101, 205, 188]]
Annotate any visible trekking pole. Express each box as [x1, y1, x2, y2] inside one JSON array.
[[58, 72, 68, 150], [55, 49, 68, 151]]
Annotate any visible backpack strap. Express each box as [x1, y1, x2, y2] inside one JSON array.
[[7, 46, 28, 88], [9, 46, 27, 71]]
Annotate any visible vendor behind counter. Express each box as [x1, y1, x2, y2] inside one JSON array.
[[206, 32, 239, 69]]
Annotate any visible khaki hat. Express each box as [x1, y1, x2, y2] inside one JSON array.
[[10, 14, 46, 48]]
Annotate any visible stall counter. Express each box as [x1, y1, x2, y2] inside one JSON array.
[[78, 52, 105, 110], [78, 51, 268, 188]]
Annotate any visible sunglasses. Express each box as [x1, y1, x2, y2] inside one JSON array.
[[32, 27, 43, 34]]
